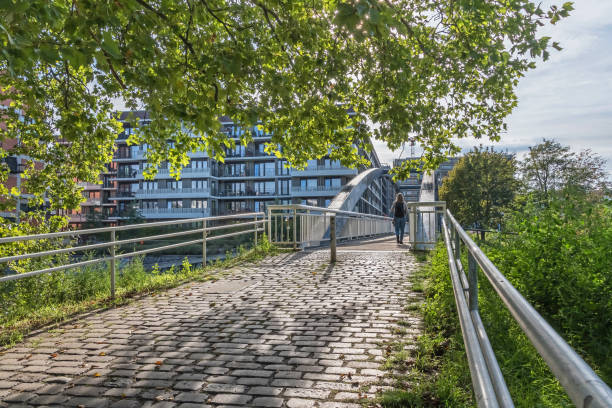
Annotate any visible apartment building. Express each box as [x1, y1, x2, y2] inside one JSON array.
[[0, 101, 49, 222], [393, 157, 460, 202], [68, 111, 393, 225]]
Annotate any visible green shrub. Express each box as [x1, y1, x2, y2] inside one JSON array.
[[415, 198, 611, 406]]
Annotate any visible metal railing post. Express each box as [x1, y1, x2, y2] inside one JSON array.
[[254, 214, 258, 248], [293, 208, 297, 250], [202, 219, 207, 266], [468, 251, 478, 311], [409, 205, 417, 247], [306, 210, 310, 245], [330, 215, 336, 263], [267, 208, 272, 243], [110, 229, 116, 299]]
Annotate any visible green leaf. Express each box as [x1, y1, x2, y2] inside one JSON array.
[[101, 31, 121, 59]]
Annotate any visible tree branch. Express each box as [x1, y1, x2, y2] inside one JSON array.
[[133, 0, 196, 55], [200, 0, 237, 43]]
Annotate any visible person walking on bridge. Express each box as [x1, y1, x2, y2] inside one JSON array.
[[391, 193, 408, 244]]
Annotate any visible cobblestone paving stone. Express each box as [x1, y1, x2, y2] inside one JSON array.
[[0, 249, 423, 407]]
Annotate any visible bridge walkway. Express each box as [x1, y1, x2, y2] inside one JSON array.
[[0, 246, 423, 408]]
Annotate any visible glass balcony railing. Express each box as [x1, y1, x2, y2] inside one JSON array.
[[117, 169, 138, 178], [134, 188, 210, 197], [109, 191, 136, 199], [139, 208, 211, 218], [218, 190, 276, 197], [293, 185, 342, 193]]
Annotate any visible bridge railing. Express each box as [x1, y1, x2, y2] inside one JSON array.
[[0, 213, 266, 299], [405, 201, 446, 249], [442, 209, 612, 408], [267, 204, 394, 252], [266, 202, 446, 254]]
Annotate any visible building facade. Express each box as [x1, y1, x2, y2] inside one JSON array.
[[393, 157, 460, 202], [69, 111, 393, 225]]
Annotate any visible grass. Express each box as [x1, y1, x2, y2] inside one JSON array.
[[374, 249, 474, 408], [0, 239, 279, 349], [375, 242, 577, 407]]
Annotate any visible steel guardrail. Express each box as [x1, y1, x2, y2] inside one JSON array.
[[443, 209, 612, 408], [0, 213, 266, 297]]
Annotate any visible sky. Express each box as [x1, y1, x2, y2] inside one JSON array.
[[372, 0, 612, 175]]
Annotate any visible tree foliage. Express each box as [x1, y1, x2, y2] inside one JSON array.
[[0, 0, 573, 215], [439, 147, 518, 237], [520, 138, 610, 199]]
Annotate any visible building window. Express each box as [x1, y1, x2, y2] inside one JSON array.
[[254, 201, 269, 212], [224, 182, 245, 196], [227, 145, 246, 157], [279, 180, 290, 195], [325, 178, 341, 188], [167, 200, 183, 209], [276, 160, 290, 175], [142, 181, 157, 190], [300, 178, 317, 190], [191, 159, 207, 169], [193, 179, 208, 189], [264, 162, 275, 176], [224, 163, 246, 176], [142, 200, 159, 209], [168, 180, 179, 190], [191, 200, 208, 209], [254, 181, 275, 195], [301, 199, 318, 206], [226, 201, 246, 212]]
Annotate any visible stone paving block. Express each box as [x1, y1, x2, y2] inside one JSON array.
[[286, 398, 317, 408], [210, 393, 252, 405], [270, 379, 313, 388], [109, 399, 141, 408], [174, 392, 209, 403], [251, 396, 284, 407], [0, 250, 423, 408], [235, 377, 269, 386], [203, 383, 247, 394], [283, 388, 331, 399], [64, 396, 110, 407]]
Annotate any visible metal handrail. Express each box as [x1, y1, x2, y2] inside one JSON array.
[[267, 204, 391, 220], [0, 213, 266, 298], [443, 209, 612, 407]]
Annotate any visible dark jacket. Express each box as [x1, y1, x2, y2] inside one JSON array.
[[390, 201, 408, 219]]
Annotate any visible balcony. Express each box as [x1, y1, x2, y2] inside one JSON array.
[[81, 199, 102, 206], [116, 169, 138, 180], [113, 150, 140, 162], [139, 207, 211, 219], [218, 171, 282, 179], [135, 167, 211, 179], [134, 188, 210, 199], [292, 185, 342, 197], [109, 191, 136, 200], [290, 165, 357, 177], [81, 183, 102, 191], [217, 190, 278, 198]]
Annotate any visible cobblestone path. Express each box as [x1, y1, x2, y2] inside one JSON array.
[[0, 249, 423, 408]]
